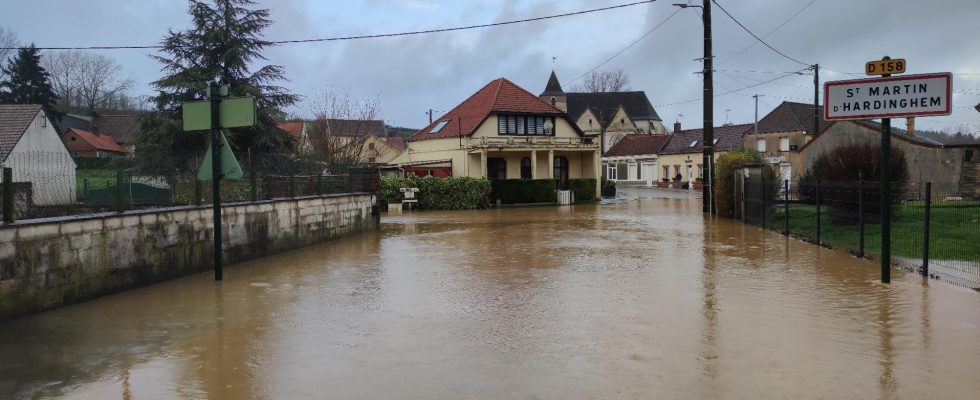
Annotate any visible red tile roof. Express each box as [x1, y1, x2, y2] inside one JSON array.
[[64, 128, 128, 154], [603, 134, 670, 157], [659, 123, 754, 155], [0, 104, 42, 162], [386, 137, 406, 152], [277, 122, 305, 142], [409, 78, 566, 141]]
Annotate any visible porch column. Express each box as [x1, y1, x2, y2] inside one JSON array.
[[480, 149, 488, 178], [594, 150, 601, 198], [531, 150, 537, 179], [547, 150, 554, 179]]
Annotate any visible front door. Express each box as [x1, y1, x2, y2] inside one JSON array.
[[642, 163, 655, 186]]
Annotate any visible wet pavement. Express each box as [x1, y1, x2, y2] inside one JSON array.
[[2, 197, 979, 399]]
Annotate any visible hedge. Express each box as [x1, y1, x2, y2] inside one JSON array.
[[713, 148, 775, 218], [563, 179, 597, 203], [490, 179, 557, 204], [380, 176, 490, 210]]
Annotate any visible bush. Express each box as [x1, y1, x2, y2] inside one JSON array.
[[808, 142, 909, 219], [714, 147, 774, 218], [490, 179, 557, 204], [380, 175, 490, 210], [563, 179, 597, 203], [601, 177, 617, 197]]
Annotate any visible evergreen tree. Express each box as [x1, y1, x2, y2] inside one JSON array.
[[0, 44, 62, 121], [142, 0, 298, 172]]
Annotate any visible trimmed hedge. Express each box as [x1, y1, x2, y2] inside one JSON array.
[[714, 148, 775, 218], [564, 179, 597, 203], [490, 179, 557, 204], [381, 176, 490, 210]]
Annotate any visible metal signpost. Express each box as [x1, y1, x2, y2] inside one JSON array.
[[824, 58, 952, 283], [182, 84, 255, 281]]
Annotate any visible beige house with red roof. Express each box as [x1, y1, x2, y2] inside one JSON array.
[[62, 128, 129, 157], [601, 133, 670, 185], [656, 122, 754, 189], [398, 78, 600, 196]]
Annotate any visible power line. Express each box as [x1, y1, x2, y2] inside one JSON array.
[[717, 0, 816, 66], [0, 0, 657, 51], [711, 0, 810, 67], [654, 67, 809, 107], [568, 7, 682, 85]]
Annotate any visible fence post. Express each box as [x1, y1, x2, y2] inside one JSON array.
[[288, 173, 296, 197], [2, 167, 13, 223], [784, 179, 790, 235], [761, 177, 767, 229], [858, 179, 865, 257], [250, 159, 258, 202], [741, 174, 746, 222], [82, 178, 89, 202], [317, 174, 323, 195], [815, 180, 821, 245], [115, 169, 125, 212], [922, 182, 931, 277], [195, 179, 202, 205]]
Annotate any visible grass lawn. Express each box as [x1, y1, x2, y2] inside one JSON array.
[[761, 201, 980, 262], [76, 169, 118, 193]]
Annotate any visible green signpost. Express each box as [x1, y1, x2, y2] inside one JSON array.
[[182, 85, 256, 281]]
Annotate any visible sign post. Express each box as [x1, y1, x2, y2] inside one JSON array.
[[824, 59, 952, 283], [182, 85, 256, 281]]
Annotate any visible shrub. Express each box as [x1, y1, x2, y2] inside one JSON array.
[[809, 142, 909, 220], [563, 179, 597, 203], [601, 177, 617, 197], [380, 175, 490, 210], [713, 147, 775, 218], [490, 179, 557, 204]]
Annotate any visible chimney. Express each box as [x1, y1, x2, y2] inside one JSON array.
[[673, 121, 682, 133], [906, 117, 915, 136]]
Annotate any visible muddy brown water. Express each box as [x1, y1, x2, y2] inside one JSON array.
[[1, 196, 979, 399]]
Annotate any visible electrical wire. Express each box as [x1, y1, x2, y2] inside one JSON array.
[[654, 67, 809, 107], [711, 0, 811, 67], [717, 0, 816, 66], [0, 0, 657, 51], [567, 7, 682, 85]]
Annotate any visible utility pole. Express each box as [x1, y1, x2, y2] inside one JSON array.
[[813, 64, 820, 136], [753, 94, 761, 136], [880, 56, 892, 284], [427, 109, 433, 124], [702, 0, 714, 214]]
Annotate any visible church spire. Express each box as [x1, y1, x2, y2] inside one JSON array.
[[541, 70, 565, 96]]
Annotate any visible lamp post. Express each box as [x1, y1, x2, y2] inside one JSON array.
[[674, 1, 714, 214]]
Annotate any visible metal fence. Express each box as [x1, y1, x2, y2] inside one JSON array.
[[0, 151, 379, 223], [739, 178, 980, 288]]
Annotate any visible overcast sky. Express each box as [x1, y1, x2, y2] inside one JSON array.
[[3, 0, 979, 133]]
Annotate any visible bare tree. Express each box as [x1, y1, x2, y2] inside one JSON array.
[[42, 51, 133, 113], [572, 69, 632, 93], [0, 27, 19, 82], [306, 87, 383, 171]]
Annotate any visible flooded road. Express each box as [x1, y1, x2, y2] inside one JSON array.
[[2, 196, 979, 399]]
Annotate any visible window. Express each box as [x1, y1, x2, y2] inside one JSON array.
[[756, 138, 766, 152], [368, 142, 375, 150], [689, 140, 699, 148], [713, 138, 719, 145], [487, 157, 507, 179], [662, 166, 669, 179], [520, 157, 532, 179], [550, 97, 556, 106], [554, 156, 569, 182], [779, 137, 790, 152], [431, 120, 449, 133], [497, 115, 556, 136], [588, 119, 593, 127], [608, 164, 618, 180], [698, 164, 704, 179], [620, 118, 625, 125]]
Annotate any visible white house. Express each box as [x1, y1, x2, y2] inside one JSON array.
[[0, 104, 77, 205]]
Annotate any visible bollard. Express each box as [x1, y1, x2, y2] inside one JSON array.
[[815, 180, 821, 245], [2, 167, 13, 223], [858, 180, 865, 257], [922, 182, 931, 277], [115, 169, 125, 212], [784, 179, 790, 235]]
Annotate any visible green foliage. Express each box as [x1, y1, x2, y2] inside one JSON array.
[[601, 177, 616, 197], [490, 179, 557, 204], [381, 176, 490, 210], [713, 147, 772, 218], [564, 179, 597, 203], [0, 45, 62, 121], [809, 142, 909, 218]]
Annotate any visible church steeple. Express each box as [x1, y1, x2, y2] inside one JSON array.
[[540, 70, 567, 112]]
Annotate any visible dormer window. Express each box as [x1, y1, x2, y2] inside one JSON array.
[[430, 120, 449, 133], [689, 140, 699, 148]]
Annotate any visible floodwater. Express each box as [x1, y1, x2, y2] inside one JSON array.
[[2, 191, 980, 399]]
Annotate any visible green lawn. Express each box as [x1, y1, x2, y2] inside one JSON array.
[[760, 201, 980, 262], [76, 169, 118, 193]]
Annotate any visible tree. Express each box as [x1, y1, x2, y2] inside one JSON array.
[[145, 0, 298, 170], [44, 51, 134, 114], [0, 44, 62, 121], [0, 27, 19, 82], [572, 69, 632, 93], [307, 87, 382, 171]]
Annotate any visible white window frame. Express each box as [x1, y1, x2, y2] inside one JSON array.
[[756, 138, 766, 152], [779, 137, 790, 152], [607, 165, 618, 180]]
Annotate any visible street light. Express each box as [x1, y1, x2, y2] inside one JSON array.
[[674, 1, 714, 214]]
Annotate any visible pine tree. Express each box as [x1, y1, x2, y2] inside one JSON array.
[[0, 44, 62, 121], [145, 0, 298, 164]]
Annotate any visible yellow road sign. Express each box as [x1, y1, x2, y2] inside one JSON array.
[[865, 59, 906, 75]]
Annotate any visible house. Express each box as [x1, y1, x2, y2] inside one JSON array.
[[800, 119, 980, 195], [90, 115, 140, 154], [398, 77, 600, 196], [539, 71, 666, 153], [743, 101, 827, 182], [0, 104, 77, 205], [277, 121, 310, 154], [61, 128, 129, 157], [601, 133, 670, 185], [656, 121, 754, 189]]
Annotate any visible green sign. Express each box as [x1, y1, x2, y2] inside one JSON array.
[[197, 131, 244, 180], [182, 96, 257, 131]]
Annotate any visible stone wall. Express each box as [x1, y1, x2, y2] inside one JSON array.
[[0, 193, 377, 320]]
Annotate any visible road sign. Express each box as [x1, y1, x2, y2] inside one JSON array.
[[197, 131, 244, 180], [823, 72, 952, 121], [182, 96, 257, 131], [865, 58, 906, 75]]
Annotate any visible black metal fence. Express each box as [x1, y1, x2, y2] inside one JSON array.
[[740, 178, 980, 288], [0, 151, 379, 223]]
